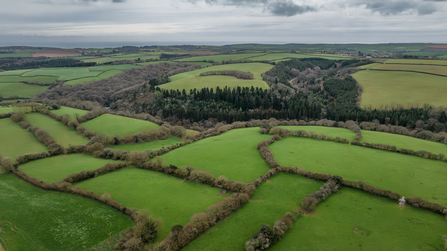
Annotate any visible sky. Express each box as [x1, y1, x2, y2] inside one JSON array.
[[1, 0, 447, 47]]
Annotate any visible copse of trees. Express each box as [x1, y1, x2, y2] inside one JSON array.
[[199, 70, 254, 79]]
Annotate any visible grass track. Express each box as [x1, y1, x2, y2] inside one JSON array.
[[81, 114, 159, 136], [279, 126, 356, 140], [19, 154, 116, 184], [109, 135, 182, 152], [182, 173, 323, 251], [352, 70, 447, 108], [159, 63, 272, 91], [0, 118, 47, 160], [160, 127, 272, 183], [26, 113, 89, 147], [0, 82, 48, 98], [50, 106, 89, 120], [270, 187, 447, 251], [270, 137, 447, 206], [74, 167, 231, 241], [0, 173, 132, 251]]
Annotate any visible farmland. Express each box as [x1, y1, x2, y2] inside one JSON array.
[[384, 59, 447, 66], [81, 114, 159, 136], [0, 82, 48, 98], [109, 135, 183, 152], [50, 106, 89, 120], [352, 70, 447, 108], [159, 63, 273, 91], [363, 63, 447, 76]]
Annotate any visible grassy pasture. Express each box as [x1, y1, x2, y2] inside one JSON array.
[[270, 187, 447, 251], [26, 113, 89, 147], [361, 130, 447, 156], [366, 63, 447, 76], [358, 63, 381, 69], [160, 127, 272, 183], [182, 173, 323, 251], [0, 106, 15, 114], [0, 82, 48, 98], [82, 54, 160, 64], [247, 53, 312, 61], [0, 173, 132, 251], [75, 167, 231, 241], [88, 64, 140, 71], [385, 59, 447, 66], [0, 75, 58, 83], [19, 154, 116, 184], [109, 135, 182, 152], [159, 63, 273, 91], [175, 53, 266, 62], [278, 126, 356, 140], [352, 70, 447, 108], [136, 61, 173, 66], [0, 69, 34, 76], [270, 137, 447, 206], [64, 70, 122, 85], [50, 106, 89, 120], [22, 68, 98, 80], [0, 118, 47, 160], [0, 53, 31, 58], [81, 114, 159, 136]]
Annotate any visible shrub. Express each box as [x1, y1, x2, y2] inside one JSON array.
[[11, 112, 26, 122], [100, 192, 113, 203], [126, 151, 148, 166], [0, 157, 14, 173], [301, 196, 319, 211]]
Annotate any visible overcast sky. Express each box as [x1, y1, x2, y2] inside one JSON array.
[[1, 0, 447, 46]]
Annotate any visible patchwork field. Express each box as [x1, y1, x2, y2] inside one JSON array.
[[0, 118, 47, 160], [159, 63, 273, 91], [249, 53, 352, 61], [64, 69, 123, 85], [352, 70, 447, 108], [26, 113, 89, 147], [0, 173, 132, 251], [385, 59, 447, 66], [81, 53, 160, 64], [270, 137, 447, 205], [19, 154, 116, 184], [270, 187, 447, 251], [363, 63, 447, 76], [175, 53, 266, 62], [160, 127, 271, 182], [109, 135, 182, 152], [183, 173, 323, 251], [0, 82, 48, 98], [81, 114, 159, 136], [50, 106, 89, 120], [74, 167, 231, 241], [22, 68, 98, 80], [88, 64, 140, 71]]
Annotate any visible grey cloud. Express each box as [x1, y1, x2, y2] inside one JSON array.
[[352, 0, 444, 16], [268, 1, 315, 16]]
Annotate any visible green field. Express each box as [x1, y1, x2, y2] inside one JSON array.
[[0, 118, 47, 160], [358, 63, 381, 69], [365, 63, 447, 76], [0, 69, 34, 76], [19, 154, 116, 184], [74, 167, 230, 241], [0, 75, 58, 83], [361, 130, 447, 156], [0, 99, 26, 103], [0, 106, 15, 114], [0, 82, 48, 98], [248, 53, 352, 61], [0, 53, 31, 58], [270, 137, 447, 206], [26, 113, 89, 147], [279, 126, 356, 140], [136, 61, 173, 66], [22, 68, 98, 81], [0, 173, 132, 251], [81, 114, 159, 136], [160, 127, 271, 183], [109, 135, 182, 152], [175, 53, 266, 62], [50, 106, 89, 120], [82, 54, 160, 64], [352, 70, 447, 108], [270, 187, 447, 251], [64, 70, 122, 85], [183, 173, 323, 251], [385, 59, 447, 66], [159, 63, 272, 91], [88, 64, 140, 71]]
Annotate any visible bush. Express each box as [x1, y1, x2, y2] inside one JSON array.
[[126, 151, 148, 166], [0, 157, 14, 173], [301, 197, 319, 211], [11, 112, 26, 122]]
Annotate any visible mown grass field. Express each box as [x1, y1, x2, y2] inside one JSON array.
[[279, 126, 356, 140], [109, 135, 182, 152], [175, 53, 266, 62], [26, 113, 89, 147], [19, 154, 116, 184], [64, 70, 123, 85], [81, 114, 159, 136], [352, 70, 447, 108], [183, 173, 323, 251], [270, 137, 447, 205], [365, 63, 447, 76], [50, 106, 89, 120], [159, 63, 273, 91], [271, 187, 447, 251], [22, 68, 98, 81], [0, 173, 132, 251], [361, 130, 447, 156], [160, 127, 271, 182], [0, 82, 48, 98], [0, 118, 47, 160], [385, 59, 447, 66], [74, 167, 231, 241]]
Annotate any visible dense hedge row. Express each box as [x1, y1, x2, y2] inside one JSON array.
[[300, 176, 342, 211]]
